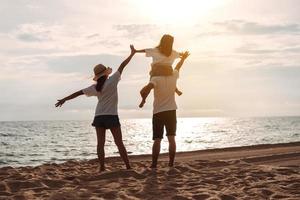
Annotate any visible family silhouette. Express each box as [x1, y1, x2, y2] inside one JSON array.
[[55, 34, 190, 172]]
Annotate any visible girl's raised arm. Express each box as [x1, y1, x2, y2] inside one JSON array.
[[175, 51, 190, 72], [55, 90, 84, 107], [134, 49, 146, 53]]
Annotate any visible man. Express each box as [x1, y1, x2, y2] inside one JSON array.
[[141, 51, 190, 168]]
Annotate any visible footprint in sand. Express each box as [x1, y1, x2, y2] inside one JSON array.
[[172, 194, 190, 200], [271, 194, 290, 199], [192, 193, 210, 200], [0, 182, 10, 197], [260, 189, 274, 197], [166, 167, 181, 175], [42, 179, 70, 188], [219, 194, 236, 200], [80, 169, 146, 181], [5, 180, 44, 193]]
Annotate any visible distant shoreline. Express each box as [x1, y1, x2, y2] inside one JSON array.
[[0, 115, 300, 122], [63, 141, 300, 165], [2, 141, 299, 168]]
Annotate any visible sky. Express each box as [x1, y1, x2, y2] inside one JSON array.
[[0, 0, 300, 121]]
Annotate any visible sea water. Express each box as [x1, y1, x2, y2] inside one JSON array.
[[1, 117, 299, 167]]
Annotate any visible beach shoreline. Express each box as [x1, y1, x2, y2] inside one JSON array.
[[1, 142, 299, 199]]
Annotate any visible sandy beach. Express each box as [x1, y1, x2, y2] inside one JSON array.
[[1, 142, 299, 200]]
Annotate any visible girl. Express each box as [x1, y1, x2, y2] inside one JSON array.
[[134, 34, 183, 108], [55, 45, 135, 172]]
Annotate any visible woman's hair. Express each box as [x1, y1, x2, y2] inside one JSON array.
[[95, 75, 108, 92], [156, 34, 174, 57]]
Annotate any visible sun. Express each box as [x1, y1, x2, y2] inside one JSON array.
[[133, 0, 226, 24]]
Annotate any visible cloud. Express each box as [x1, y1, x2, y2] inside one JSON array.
[[86, 34, 99, 39], [13, 23, 66, 43], [235, 44, 300, 55], [238, 64, 300, 79], [1, 1, 300, 120], [0, 1, 66, 33], [17, 33, 44, 42], [46, 54, 124, 74], [214, 20, 300, 35], [235, 44, 281, 55], [283, 46, 300, 53], [8, 22, 128, 55], [198, 20, 300, 37], [236, 46, 278, 54], [90, 39, 121, 48], [85, 33, 121, 47], [114, 24, 159, 38], [15, 23, 52, 42]]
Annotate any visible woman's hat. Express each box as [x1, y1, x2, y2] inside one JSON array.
[[93, 64, 112, 81]]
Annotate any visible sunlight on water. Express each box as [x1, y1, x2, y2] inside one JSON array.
[[1, 117, 299, 167]]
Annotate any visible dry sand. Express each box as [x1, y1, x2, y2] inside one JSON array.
[[1, 142, 299, 200]]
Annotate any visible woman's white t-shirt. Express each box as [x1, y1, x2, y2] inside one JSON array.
[[145, 48, 180, 66], [82, 71, 120, 116]]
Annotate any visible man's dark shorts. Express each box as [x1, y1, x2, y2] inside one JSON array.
[[152, 110, 177, 140], [92, 115, 120, 129]]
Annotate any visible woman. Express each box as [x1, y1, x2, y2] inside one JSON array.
[[55, 45, 135, 172]]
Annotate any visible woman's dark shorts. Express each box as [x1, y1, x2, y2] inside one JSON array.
[[152, 110, 177, 140], [92, 115, 120, 129]]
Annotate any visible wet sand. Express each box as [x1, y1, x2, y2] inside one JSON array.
[[1, 142, 299, 200]]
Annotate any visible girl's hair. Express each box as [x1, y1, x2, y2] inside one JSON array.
[[95, 75, 108, 92], [156, 34, 174, 57]]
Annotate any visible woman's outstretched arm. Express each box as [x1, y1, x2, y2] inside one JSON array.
[[55, 90, 84, 107], [118, 45, 136, 74]]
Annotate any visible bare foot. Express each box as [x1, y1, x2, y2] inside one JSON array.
[[126, 165, 132, 170], [99, 168, 105, 173], [150, 163, 157, 169], [176, 90, 182, 96]]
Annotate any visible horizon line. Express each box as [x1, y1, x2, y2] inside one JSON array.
[[1, 115, 300, 122]]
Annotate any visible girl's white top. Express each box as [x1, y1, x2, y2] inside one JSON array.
[[82, 71, 120, 116], [145, 48, 180, 66]]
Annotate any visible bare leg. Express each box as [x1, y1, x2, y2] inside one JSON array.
[[151, 139, 162, 168], [139, 84, 151, 108], [175, 88, 182, 96], [95, 127, 106, 172], [167, 136, 176, 167], [110, 127, 131, 169]]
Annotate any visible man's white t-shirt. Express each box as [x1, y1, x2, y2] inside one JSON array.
[[82, 71, 120, 116], [150, 70, 179, 114], [145, 48, 180, 66]]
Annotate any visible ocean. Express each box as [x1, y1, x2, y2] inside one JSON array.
[[1, 117, 300, 167]]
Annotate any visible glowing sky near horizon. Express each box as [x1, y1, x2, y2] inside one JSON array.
[[0, 0, 300, 120]]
